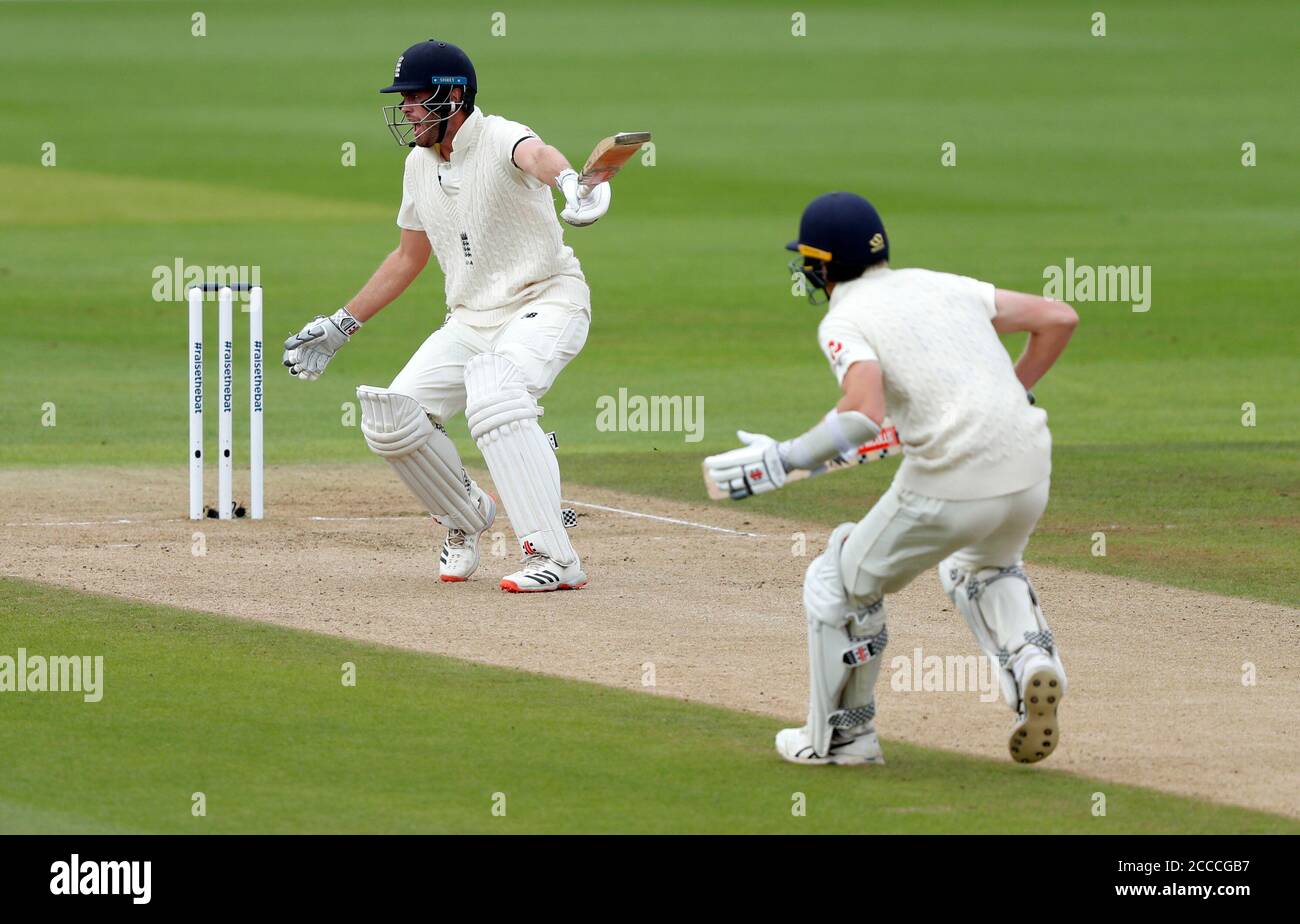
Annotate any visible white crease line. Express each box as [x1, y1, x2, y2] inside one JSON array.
[[7, 503, 765, 539], [307, 515, 412, 521], [562, 500, 764, 537], [5, 518, 142, 527]]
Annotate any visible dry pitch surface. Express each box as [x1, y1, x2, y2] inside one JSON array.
[[2, 465, 1296, 819]]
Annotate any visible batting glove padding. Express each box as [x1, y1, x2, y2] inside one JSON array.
[[704, 430, 788, 500], [561, 180, 611, 227], [283, 308, 360, 380]]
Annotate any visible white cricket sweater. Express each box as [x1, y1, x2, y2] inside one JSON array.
[[397, 110, 589, 327], [818, 266, 1051, 500]]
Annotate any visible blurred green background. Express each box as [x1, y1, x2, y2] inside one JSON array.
[[1, 0, 1296, 602]]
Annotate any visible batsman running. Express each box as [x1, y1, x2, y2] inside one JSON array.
[[703, 193, 1078, 765], [282, 39, 646, 592]]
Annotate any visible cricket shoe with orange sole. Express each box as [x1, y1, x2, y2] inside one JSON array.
[[500, 553, 588, 593], [437, 488, 496, 583]]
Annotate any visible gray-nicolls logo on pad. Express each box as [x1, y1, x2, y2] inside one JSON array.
[[50, 855, 151, 904]]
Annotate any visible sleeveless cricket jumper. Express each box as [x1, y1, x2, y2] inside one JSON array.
[[398, 109, 588, 328], [389, 109, 591, 421]]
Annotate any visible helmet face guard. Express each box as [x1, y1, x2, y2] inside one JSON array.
[[790, 243, 832, 305], [382, 77, 467, 148]]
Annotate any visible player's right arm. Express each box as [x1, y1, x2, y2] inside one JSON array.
[[513, 135, 611, 227], [992, 289, 1079, 390], [834, 360, 886, 427], [702, 317, 884, 500], [345, 229, 431, 323], [282, 229, 431, 380]]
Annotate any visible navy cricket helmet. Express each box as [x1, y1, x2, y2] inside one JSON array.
[[787, 192, 889, 302], [380, 39, 477, 147]]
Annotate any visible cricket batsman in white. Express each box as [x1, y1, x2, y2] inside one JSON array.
[[704, 192, 1079, 765], [282, 39, 611, 592]]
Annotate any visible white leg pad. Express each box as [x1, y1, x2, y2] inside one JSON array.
[[939, 558, 1065, 709], [357, 386, 487, 531], [464, 353, 577, 566], [803, 523, 889, 757]]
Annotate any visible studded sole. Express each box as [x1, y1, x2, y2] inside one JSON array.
[[1009, 665, 1063, 764]]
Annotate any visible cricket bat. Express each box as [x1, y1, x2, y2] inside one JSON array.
[[578, 131, 651, 192], [703, 423, 901, 501]]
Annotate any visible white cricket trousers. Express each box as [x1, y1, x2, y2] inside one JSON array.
[[839, 476, 1051, 602], [389, 300, 590, 422]]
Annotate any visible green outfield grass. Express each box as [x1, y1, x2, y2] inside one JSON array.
[[1, 578, 1292, 834], [1, 0, 1296, 607]]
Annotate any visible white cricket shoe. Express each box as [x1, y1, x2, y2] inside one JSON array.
[[775, 725, 885, 766], [1008, 646, 1065, 764], [499, 554, 588, 593], [438, 489, 496, 583]]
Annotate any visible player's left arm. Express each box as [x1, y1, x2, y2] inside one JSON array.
[[991, 288, 1079, 389], [513, 136, 611, 227]]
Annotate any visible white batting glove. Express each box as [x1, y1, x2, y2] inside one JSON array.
[[703, 430, 788, 501], [556, 169, 582, 211], [282, 308, 360, 381], [556, 169, 611, 227]]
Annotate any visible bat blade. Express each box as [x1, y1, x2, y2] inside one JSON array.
[[703, 425, 901, 501], [578, 131, 651, 188]]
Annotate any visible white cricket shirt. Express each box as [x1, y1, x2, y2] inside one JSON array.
[[818, 266, 1052, 500]]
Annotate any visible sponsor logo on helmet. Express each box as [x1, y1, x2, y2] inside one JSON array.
[[869, 233, 885, 254]]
